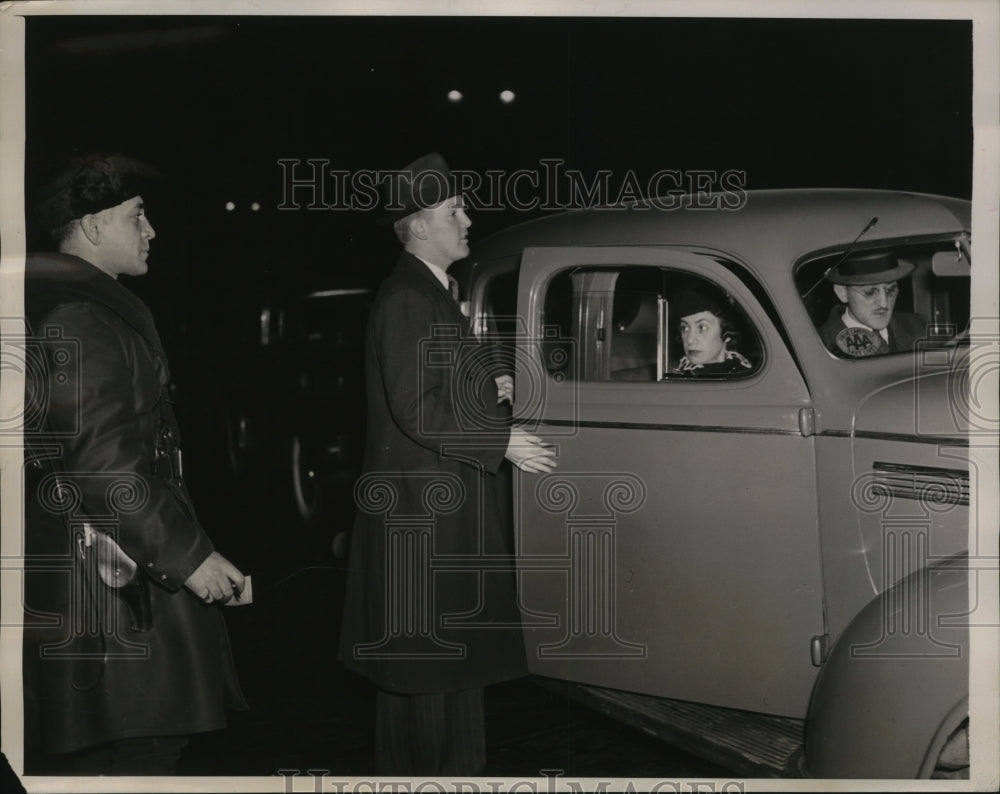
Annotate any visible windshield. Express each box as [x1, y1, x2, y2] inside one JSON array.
[[795, 238, 970, 359]]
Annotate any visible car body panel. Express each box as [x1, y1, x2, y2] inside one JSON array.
[[508, 244, 826, 717], [853, 364, 968, 441], [462, 189, 971, 776], [803, 556, 969, 778]]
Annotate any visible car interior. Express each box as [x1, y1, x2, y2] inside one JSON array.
[[795, 239, 972, 357], [538, 267, 763, 382]]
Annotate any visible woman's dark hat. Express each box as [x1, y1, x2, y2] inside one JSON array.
[[31, 154, 160, 232], [672, 288, 728, 320], [378, 152, 458, 225], [826, 251, 914, 286]]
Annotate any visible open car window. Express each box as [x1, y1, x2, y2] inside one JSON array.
[[537, 265, 764, 382], [795, 238, 970, 359]]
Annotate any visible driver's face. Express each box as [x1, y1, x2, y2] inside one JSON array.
[[839, 281, 900, 330]]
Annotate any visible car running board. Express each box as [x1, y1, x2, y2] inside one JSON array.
[[532, 676, 806, 778]]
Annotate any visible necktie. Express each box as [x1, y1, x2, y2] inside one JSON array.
[[447, 275, 460, 303]]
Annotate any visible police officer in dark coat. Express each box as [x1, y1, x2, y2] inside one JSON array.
[[22, 155, 247, 775], [338, 153, 557, 776]]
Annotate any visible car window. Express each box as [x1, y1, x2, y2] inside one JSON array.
[[795, 239, 970, 359], [293, 291, 371, 349], [478, 270, 519, 337], [540, 266, 763, 382]]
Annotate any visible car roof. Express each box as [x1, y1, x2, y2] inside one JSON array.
[[469, 189, 970, 273]]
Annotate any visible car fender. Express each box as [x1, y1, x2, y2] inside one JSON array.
[[803, 555, 969, 778]]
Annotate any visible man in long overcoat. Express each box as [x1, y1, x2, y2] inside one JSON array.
[[339, 153, 557, 775], [22, 155, 247, 774]]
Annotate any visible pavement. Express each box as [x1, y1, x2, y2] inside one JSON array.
[[177, 560, 732, 780]]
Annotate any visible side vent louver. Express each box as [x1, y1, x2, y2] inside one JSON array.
[[872, 462, 969, 507]]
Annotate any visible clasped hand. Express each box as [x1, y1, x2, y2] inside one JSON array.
[[185, 551, 245, 604]]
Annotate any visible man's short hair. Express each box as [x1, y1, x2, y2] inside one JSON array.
[[393, 210, 427, 245], [48, 218, 79, 248]]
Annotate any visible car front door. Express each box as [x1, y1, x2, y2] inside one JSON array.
[[511, 246, 825, 718]]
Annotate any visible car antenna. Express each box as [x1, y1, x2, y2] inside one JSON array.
[[801, 216, 879, 298]]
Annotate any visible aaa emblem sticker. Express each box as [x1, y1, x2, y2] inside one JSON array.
[[835, 326, 886, 357]]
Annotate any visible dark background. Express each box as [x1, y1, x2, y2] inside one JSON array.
[[17, 12, 974, 780], [25, 15, 973, 287]]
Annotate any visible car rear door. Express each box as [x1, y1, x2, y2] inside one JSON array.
[[511, 246, 825, 718]]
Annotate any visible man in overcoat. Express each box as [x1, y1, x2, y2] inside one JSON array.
[[339, 153, 557, 775], [22, 155, 247, 775]]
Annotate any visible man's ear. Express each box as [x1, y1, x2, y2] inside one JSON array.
[[408, 215, 429, 241], [833, 284, 849, 304], [78, 213, 102, 246]]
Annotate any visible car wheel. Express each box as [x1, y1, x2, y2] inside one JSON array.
[[931, 717, 969, 779], [291, 433, 325, 529]]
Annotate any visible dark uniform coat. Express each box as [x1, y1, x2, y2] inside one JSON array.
[[339, 252, 527, 694], [22, 253, 246, 755]]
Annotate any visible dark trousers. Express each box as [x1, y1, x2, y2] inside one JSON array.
[[375, 687, 485, 776], [72, 735, 189, 775]]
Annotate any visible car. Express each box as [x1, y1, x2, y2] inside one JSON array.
[[222, 287, 372, 536], [453, 188, 976, 778]]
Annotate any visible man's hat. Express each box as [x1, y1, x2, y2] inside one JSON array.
[[378, 152, 459, 225], [31, 154, 159, 232], [826, 251, 914, 286], [672, 288, 729, 320]]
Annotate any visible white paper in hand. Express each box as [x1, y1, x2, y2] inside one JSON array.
[[226, 574, 253, 606]]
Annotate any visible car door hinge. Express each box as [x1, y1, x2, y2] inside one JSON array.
[[798, 407, 816, 437], [811, 634, 830, 666]]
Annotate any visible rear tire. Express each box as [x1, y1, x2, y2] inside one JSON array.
[[931, 717, 969, 779]]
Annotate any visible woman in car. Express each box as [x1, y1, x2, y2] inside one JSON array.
[[672, 288, 753, 376]]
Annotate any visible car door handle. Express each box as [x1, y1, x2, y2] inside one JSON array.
[[799, 407, 816, 437]]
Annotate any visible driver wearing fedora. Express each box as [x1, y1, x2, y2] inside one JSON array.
[[339, 153, 557, 776], [819, 251, 928, 357]]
